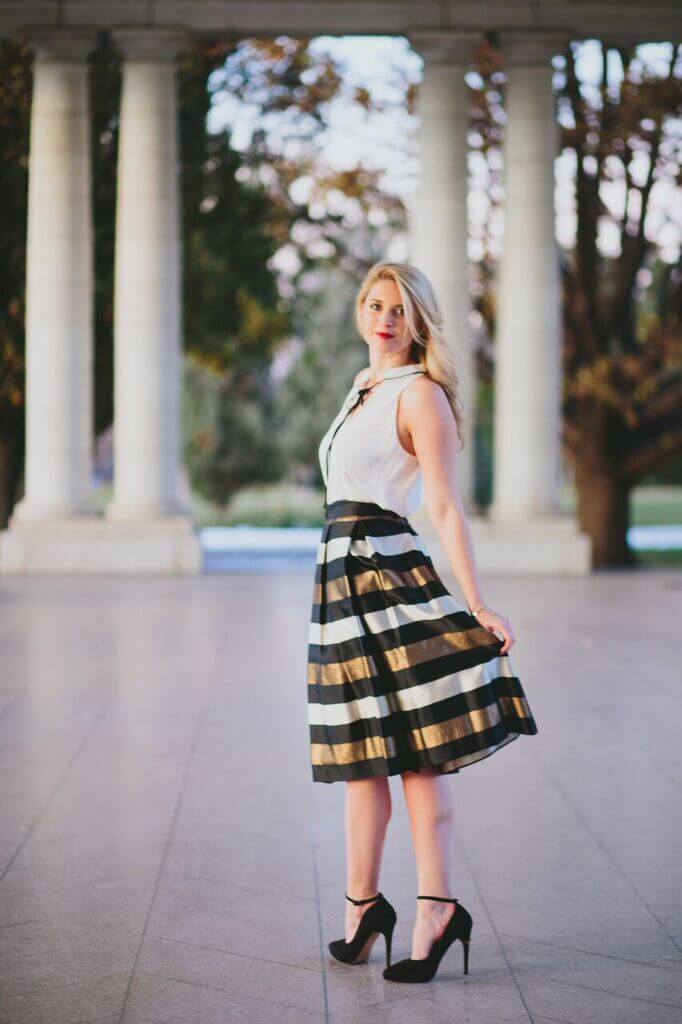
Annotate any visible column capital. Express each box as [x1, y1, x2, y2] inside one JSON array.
[[21, 27, 98, 62], [498, 30, 572, 67], [111, 27, 191, 62], [408, 30, 480, 67]]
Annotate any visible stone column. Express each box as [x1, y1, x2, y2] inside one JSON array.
[[407, 31, 478, 510], [12, 29, 96, 523], [490, 32, 568, 522], [106, 29, 189, 522]]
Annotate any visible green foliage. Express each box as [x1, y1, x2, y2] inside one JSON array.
[[191, 481, 325, 527], [183, 355, 281, 506], [179, 42, 291, 374], [272, 264, 369, 487]]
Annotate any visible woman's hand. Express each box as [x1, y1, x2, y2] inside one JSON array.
[[475, 608, 516, 654]]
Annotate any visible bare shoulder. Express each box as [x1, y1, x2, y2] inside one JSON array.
[[401, 375, 450, 419]]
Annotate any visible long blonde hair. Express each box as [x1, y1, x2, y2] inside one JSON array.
[[354, 261, 466, 451]]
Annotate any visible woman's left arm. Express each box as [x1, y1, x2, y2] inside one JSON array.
[[401, 378, 516, 654]]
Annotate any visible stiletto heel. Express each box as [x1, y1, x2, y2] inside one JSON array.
[[385, 920, 394, 968], [382, 895, 473, 983], [328, 892, 398, 967]]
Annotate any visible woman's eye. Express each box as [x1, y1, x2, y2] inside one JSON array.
[[370, 303, 403, 314]]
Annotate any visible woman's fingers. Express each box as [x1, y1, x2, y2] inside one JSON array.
[[498, 620, 515, 654], [478, 610, 516, 654]]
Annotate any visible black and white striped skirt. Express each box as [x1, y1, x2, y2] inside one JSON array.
[[307, 499, 538, 783]]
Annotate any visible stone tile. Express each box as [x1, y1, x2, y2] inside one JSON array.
[[503, 935, 682, 1006], [0, 570, 680, 1023], [0, 968, 129, 1024], [484, 895, 675, 960], [124, 970, 325, 1023], [519, 971, 682, 1023], [0, 912, 141, 965], [135, 935, 324, 1013], [145, 894, 322, 971]]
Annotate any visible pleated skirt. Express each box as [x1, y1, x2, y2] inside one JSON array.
[[307, 499, 538, 783]]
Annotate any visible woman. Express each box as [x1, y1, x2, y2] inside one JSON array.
[[306, 261, 538, 983]]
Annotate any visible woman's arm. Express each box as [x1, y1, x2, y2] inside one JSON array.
[[401, 378, 516, 654]]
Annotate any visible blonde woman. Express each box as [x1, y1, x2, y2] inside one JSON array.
[[306, 261, 538, 983]]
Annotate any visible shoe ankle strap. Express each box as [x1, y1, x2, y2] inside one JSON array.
[[345, 891, 382, 905], [418, 895, 458, 903]]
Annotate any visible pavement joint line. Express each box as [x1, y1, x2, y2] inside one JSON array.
[[455, 810, 538, 1023], [498, 930, 682, 970], [530, 1015, 586, 1024], [133, 967, 325, 1017], [0, 703, 111, 887], [310, 833, 331, 1024], [529, 747, 682, 956], [510, 966, 682, 1010], [143, 930, 327, 973], [116, 675, 221, 1024]]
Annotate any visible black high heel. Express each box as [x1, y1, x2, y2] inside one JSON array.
[[328, 892, 397, 967], [382, 895, 473, 983]]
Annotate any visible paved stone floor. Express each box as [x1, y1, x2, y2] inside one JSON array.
[[0, 567, 681, 1023]]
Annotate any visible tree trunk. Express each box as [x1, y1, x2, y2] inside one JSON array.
[[0, 435, 23, 529], [574, 455, 634, 567]]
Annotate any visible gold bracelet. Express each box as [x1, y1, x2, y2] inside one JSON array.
[[471, 604, 487, 617]]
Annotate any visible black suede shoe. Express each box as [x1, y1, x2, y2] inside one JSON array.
[[382, 896, 472, 982], [328, 892, 397, 967]]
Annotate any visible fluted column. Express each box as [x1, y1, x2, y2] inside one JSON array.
[[12, 29, 96, 523], [107, 29, 189, 522], [408, 31, 478, 510], [490, 32, 568, 522]]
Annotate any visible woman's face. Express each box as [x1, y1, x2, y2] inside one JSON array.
[[360, 278, 414, 362]]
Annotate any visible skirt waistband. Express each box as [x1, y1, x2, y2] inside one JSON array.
[[324, 499, 407, 523]]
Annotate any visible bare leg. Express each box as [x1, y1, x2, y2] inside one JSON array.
[[401, 767, 457, 959], [344, 776, 392, 942]]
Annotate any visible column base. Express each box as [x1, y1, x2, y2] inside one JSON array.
[[0, 514, 202, 575], [11, 497, 98, 522], [411, 510, 592, 575]]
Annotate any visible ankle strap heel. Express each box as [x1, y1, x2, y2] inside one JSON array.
[[329, 893, 397, 969], [383, 895, 473, 983], [346, 892, 382, 905], [417, 895, 458, 903]]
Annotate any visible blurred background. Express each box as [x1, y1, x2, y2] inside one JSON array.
[[0, 25, 680, 571]]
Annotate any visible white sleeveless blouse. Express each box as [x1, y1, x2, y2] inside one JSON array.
[[318, 362, 427, 517]]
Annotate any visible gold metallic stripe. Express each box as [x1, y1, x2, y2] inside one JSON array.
[[308, 624, 497, 686], [312, 733, 393, 766], [381, 626, 499, 672], [312, 563, 439, 605], [308, 652, 378, 687], [327, 514, 403, 523], [499, 694, 532, 719], [311, 702, 506, 767]]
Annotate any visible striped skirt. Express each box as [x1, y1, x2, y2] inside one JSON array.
[[307, 499, 538, 783]]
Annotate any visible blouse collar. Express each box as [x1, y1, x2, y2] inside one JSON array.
[[354, 362, 425, 387]]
